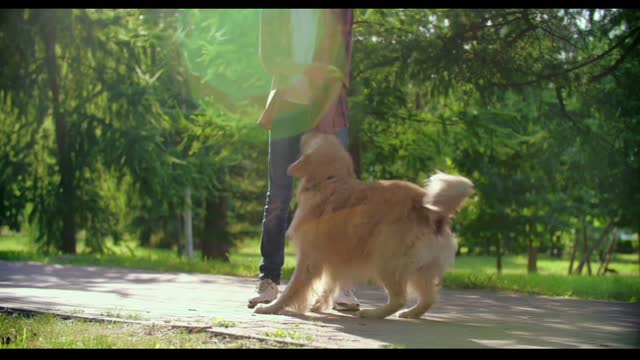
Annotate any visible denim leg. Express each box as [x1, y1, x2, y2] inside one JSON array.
[[335, 127, 349, 151], [259, 121, 349, 285], [259, 132, 302, 285]]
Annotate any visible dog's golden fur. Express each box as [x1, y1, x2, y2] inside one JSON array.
[[254, 132, 473, 319]]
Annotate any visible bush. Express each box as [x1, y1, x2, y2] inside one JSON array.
[[616, 240, 635, 254]]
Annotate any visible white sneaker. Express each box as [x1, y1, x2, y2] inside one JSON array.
[[247, 279, 278, 309], [333, 288, 360, 311]]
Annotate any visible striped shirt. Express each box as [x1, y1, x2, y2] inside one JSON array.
[[258, 9, 354, 134], [314, 9, 353, 134]]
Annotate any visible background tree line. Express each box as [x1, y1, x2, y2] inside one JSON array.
[[1, 9, 638, 275]]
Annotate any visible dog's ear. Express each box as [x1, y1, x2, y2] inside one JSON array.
[[287, 154, 311, 177], [300, 132, 322, 152], [422, 205, 448, 236]]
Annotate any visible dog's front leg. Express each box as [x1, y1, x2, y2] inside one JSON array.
[[253, 299, 284, 314], [254, 259, 321, 315]]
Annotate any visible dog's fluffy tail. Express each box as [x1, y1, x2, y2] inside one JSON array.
[[423, 171, 473, 218]]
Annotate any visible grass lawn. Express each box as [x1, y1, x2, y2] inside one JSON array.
[[0, 310, 299, 349], [1, 233, 638, 303]]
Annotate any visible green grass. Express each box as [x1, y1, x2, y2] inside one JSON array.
[[0, 311, 298, 349], [211, 317, 237, 328], [443, 271, 639, 302], [0, 233, 296, 278], [263, 329, 313, 343], [451, 253, 639, 276], [1, 233, 638, 303], [443, 253, 640, 302], [99, 307, 147, 321]]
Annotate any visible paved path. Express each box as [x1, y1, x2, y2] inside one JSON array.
[[0, 260, 638, 348]]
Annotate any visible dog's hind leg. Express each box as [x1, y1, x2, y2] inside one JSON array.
[[254, 259, 322, 315], [310, 276, 338, 313], [398, 265, 440, 319], [357, 272, 407, 319]]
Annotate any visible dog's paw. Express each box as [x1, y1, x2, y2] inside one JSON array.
[[310, 302, 330, 313], [254, 304, 278, 314], [397, 309, 421, 319]]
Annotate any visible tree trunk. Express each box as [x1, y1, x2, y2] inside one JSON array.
[[415, 91, 424, 111], [184, 187, 194, 260], [175, 213, 183, 255], [637, 230, 640, 275], [578, 223, 591, 275], [504, 236, 510, 254], [568, 229, 579, 275], [41, 11, 76, 254], [598, 227, 618, 276], [637, 229, 640, 275], [496, 234, 502, 275], [576, 219, 615, 275], [202, 195, 230, 262], [139, 226, 152, 247], [527, 237, 538, 273], [585, 225, 592, 275]]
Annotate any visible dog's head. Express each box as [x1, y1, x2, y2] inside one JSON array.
[[287, 132, 356, 179]]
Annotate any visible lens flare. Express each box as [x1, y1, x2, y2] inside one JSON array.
[[178, 9, 349, 139]]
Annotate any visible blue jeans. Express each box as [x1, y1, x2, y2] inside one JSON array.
[[259, 105, 349, 284]]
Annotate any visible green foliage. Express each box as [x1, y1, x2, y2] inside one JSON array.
[[0, 9, 174, 253], [177, 9, 271, 102], [0, 9, 638, 273], [0, 9, 269, 256], [349, 9, 640, 263]]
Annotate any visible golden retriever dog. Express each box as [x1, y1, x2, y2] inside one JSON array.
[[254, 132, 473, 319]]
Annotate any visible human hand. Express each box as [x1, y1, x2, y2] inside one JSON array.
[[304, 63, 343, 85]]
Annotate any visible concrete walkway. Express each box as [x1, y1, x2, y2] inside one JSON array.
[[0, 260, 638, 348]]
